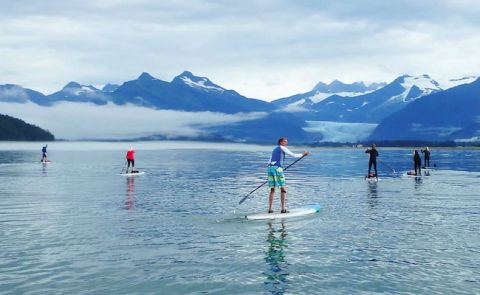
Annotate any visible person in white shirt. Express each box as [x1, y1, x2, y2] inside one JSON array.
[[267, 137, 309, 214]]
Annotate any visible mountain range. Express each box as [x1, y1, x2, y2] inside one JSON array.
[[0, 71, 478, 143]]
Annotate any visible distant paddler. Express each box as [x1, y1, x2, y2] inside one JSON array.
[[41, 144, 48, 163], [267, 137, 309, 214], [421, 147, 431, 168], [365, 144, 378, 179], [413, 149, 422, 175], [125, 146, 137, 174]]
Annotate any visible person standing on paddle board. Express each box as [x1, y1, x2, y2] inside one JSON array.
[[126, 147, 135, 173], [413, 150, 422, 175], [421, 147, 430, 168], [365, 144, 378, 179], [267, 137, 309, 214], [41, 144, 48, 162]]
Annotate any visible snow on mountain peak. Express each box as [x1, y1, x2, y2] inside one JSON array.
[[437, 76, 478, 90], [389, 74, 442, 103], [175, 71, 225, 92], [180, 76, 225, 92], [400, 75, 441, 93]]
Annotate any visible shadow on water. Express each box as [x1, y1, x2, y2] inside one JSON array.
[[264, 221, 289, 295], [124, 176, 135, 210]]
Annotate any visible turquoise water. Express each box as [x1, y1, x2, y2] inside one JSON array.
[[0, 142, 479, 294]]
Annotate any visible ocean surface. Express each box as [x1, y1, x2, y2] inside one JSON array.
[[0, 141, 479, 295]]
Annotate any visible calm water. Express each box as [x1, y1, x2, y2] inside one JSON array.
[[0, 141, 479, 295]]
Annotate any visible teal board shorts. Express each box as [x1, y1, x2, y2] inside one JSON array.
[[267, 166, 285, 188]]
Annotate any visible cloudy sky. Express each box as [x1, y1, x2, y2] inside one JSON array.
[[1, 0, 479, 100]]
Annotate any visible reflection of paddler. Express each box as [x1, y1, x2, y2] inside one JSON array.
[[264, 221, 288, 295], [125, 176, 135, 210]]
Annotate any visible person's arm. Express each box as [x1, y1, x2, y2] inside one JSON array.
[[365, 149, 370, 153], [280, 146, 304, 158]]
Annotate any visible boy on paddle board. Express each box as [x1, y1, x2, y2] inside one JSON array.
[[267, 137, 309, 214], [126, 147, 136, 173], [41, 144, 48, 162], [365, 144, 378, 179]]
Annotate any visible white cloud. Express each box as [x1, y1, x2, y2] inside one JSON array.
[[0, 101, 266, 140], [0, 0, 479, 100]]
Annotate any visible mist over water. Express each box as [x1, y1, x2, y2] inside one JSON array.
[[0, 142, 479, 294]]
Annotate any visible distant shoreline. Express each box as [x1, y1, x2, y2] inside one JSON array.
[[0, 140, 479, 151]]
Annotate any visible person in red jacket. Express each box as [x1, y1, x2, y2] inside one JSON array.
[[126, 147, 135, 173]]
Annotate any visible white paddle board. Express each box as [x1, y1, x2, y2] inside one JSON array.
[[245, 204, 321, 220], [41, 161, 52, 164], [121, 171, 145, 176]]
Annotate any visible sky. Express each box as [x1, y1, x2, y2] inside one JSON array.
[[1, 0, 480, 101]]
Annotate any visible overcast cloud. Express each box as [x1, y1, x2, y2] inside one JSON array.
[[1, 0, 479, 100]]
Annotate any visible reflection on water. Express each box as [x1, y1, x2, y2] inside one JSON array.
[[124, 176, 135, 210], [414, 176, 423, 189], [264, 221, 288, 295], [41, 162, 47, 176], [367, 182, 378, 208]]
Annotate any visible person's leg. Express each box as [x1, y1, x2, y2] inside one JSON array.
[[280, 188, 287, 212], [268, 188, 275, 213], [373, 161, 378, 178], [132, 159, 135, 171], [368, 160, 372, 175]]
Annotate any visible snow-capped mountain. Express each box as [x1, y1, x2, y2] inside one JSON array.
[[272, 80, 385, 111], [1, 72, 478, 143], [437, 76, 478, 90], [172, 71, 226, 93], [47, 82, 112, 105], [307, 74, 443, 123], [370, 77, 480, 141], [112, 71, 274, 113]]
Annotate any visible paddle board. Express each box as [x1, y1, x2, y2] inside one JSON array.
[[245, 204, 321, 220], [365, 176, 380, 182], [405, 171, 421, 177], [41, 161, 52, 164], [121, 171, 145, 176]]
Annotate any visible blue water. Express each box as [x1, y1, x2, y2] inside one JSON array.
[[0, 142, 479, 294]]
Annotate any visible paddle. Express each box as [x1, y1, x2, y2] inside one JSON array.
[[238, 155, 306, 205], [120, 161, 127, 174], [378, 159, 396, 174]]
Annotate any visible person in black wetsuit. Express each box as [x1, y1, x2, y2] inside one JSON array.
[[421, 147, 430, 168], [41, 144, 48, 162], [413, 150, 422, 175], [365, 144, 379, 178]]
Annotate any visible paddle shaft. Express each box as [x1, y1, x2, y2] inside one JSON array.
[[121, 160, 127, 174], [238, 155, 306, 205], [378, 159, 396, 173]]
